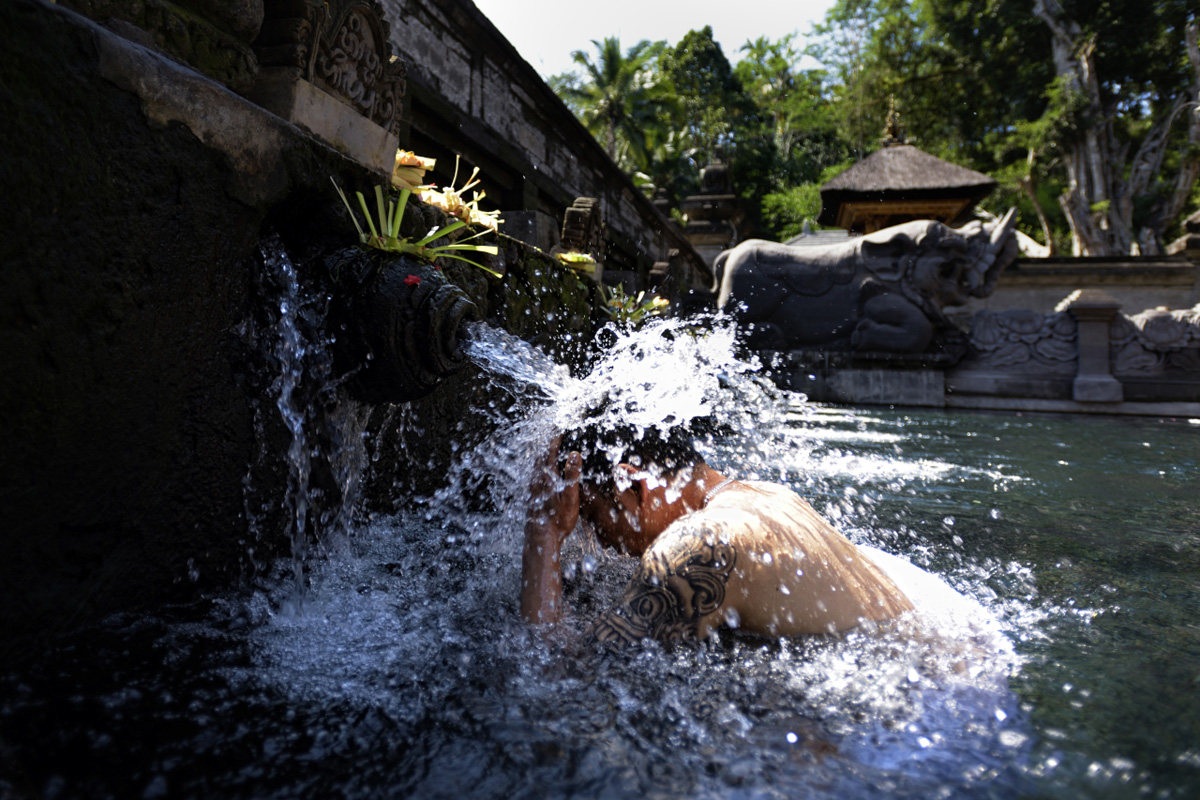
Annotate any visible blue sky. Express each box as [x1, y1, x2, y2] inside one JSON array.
[[471, 0, 837, 78]]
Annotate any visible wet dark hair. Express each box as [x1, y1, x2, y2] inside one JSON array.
[[560, 413, 713, 486]]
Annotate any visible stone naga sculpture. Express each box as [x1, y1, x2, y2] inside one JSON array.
[[715, 210, 1019, 354]]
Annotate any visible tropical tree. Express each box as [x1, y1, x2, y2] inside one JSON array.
[[736, 35, 833, 166], [735, 35, 852, 238], [658, 27, 753, 162], [810, 0, 1200, 256], [1031, 0, 1200, 255], [656, 27, 785, 237], [556, 37, 674, 171]]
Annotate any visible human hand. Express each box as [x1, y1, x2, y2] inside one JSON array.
[[526, 436, 582, 549]]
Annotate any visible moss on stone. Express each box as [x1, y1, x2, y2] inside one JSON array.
[[59, 0, 259, 92]]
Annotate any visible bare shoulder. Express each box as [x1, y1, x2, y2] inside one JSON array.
[[709, 480, 832, 534], [590, 529, 737, 646]]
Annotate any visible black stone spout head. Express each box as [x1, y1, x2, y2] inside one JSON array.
[[327, 247, 481, 404]]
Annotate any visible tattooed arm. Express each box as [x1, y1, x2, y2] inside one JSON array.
[[520, 440, 582, 625], [590, 535, 737, 645]]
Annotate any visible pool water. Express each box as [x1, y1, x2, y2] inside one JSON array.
[[778, 404, 1200, 798], [3, 320, 1198, 799]]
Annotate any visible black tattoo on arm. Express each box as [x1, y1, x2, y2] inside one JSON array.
[[590, 540, 736, 646]]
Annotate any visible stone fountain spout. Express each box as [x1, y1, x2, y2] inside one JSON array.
[[326, 247, 481, 404]]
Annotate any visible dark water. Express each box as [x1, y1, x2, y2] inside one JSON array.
[[3, 406, 1196, 799], [3, 306, 1197, 799], [778, 405, 1200, 798]]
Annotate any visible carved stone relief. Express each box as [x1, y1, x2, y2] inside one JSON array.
[[714, 211, 1019, 355], [963, 309, 1077, 373], [254, 0, 405, 137], [1111, 305, 1200, 376]]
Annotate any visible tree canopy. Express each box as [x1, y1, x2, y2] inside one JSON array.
[[548, 1, 1200, 254]]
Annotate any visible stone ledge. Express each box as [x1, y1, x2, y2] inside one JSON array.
[[945, 395, 1200, 418], [771, 366, 945, 407], [945, 371, 1073, 400], [828, 369, 945, 407], [248, 69, 399, 175]]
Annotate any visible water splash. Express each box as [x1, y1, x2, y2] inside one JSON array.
[[17, 311, 1200, 799], [433, 316, 791, 552], [246, 238, 369, 597], [267, 241, 314, 595]]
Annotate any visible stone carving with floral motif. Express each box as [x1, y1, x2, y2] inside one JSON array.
[[1112, 304, 1200, 376], [964, 309, 1077, 373], [254, 0, 405, 137]]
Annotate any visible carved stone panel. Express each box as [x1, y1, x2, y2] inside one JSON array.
[[963, 309, 1078, 374], [1111, 305, 1200, 376], [255, 0, 405, 137]]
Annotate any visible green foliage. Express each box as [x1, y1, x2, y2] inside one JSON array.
[[805, 0, 1199, 253], [550, 26, 855, 242], [761, 184, 823, 241], [332, 180, 500, 277], [808, 0, 1052, 165], [604, 285, 669, 326], [735, 36, 849, 184], [558, 37, 674, 170], [659, 27, 752, 159], [546, 0, 1197, 252]]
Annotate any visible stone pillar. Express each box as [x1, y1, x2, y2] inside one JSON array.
[[680, 160, 743, 268], [549, 197, 605, 284], [1061, 289, 1123, 402]]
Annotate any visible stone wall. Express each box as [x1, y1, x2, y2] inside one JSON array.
[[957, 256, 1199, 316], [0, 0, 605, 652], [768, 292, 1200, 416], [378, 0, 711, 290]]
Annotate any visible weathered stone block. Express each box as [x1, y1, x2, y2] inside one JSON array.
[[1061, 289, 1124, 403], [503, 210, 560, 253], [827, 369, 946, 407], [249, 69, 399, 174]]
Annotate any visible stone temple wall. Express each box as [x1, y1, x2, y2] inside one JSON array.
[[957, 256, 1199, 316], [0, 0, 608, 652], [378, 0, 710, 288]]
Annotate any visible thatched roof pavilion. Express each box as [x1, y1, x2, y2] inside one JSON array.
[[817, 116, 997, 233]]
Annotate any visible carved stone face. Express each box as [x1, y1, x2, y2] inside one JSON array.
[[860, 220, 977, 308], [912, 250, 972, 307]]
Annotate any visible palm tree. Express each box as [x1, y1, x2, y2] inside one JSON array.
[[559, 37, 675, 171]]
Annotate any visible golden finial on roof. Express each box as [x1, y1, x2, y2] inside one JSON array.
[[881, 96, 905, 146]]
